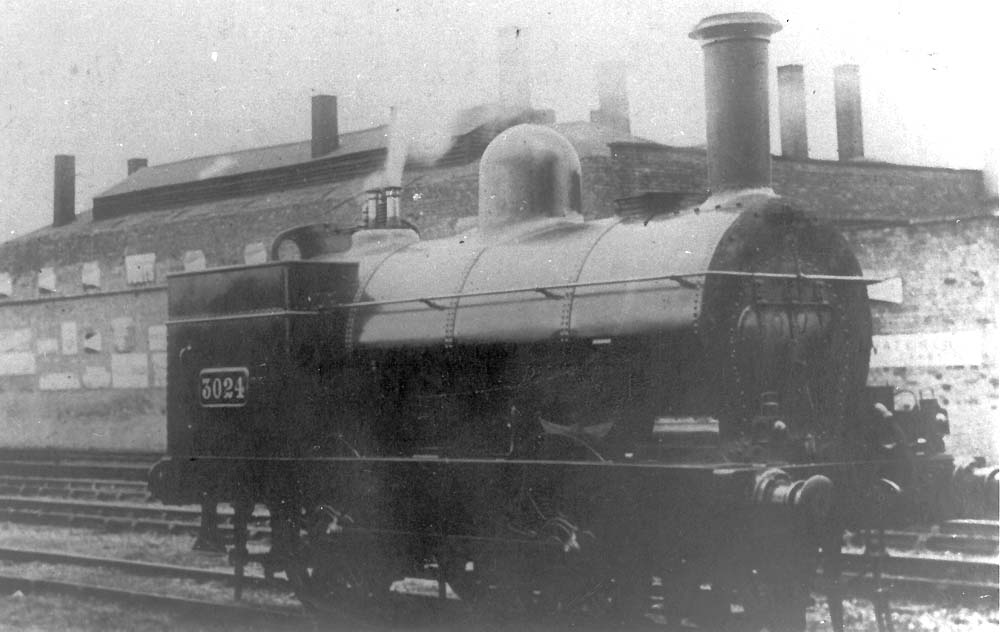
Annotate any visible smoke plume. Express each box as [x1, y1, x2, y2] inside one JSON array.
[[365, 103, 457, 190]]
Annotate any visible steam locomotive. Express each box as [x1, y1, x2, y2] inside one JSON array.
[[148, 12, 972, 631]]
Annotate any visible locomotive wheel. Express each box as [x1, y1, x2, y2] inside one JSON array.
[[456, 548, 653, 627], [287, 540, 399, 620], [740, 580, 809, 632], [679, 582, 807, 632], [707, 570, 809, 632], [284, 505, 401, 622]]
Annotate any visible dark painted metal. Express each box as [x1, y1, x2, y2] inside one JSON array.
[[167, 261, 358, 318], [147, 28, 975, 622], [689, 13, 782, 193]]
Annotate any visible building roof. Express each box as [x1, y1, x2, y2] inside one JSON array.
[[98, 118, 656, 200], [3, 113, 989, 261], [98, 126, 390, 198]]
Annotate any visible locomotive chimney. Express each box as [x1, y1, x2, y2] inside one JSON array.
[[777, 64, 809, 159], [384, 186, 402, 226], [689, 12, 782, 194], [361, 189, 376, 226], [498, 25, 532, 111], [589, 60, 631, 135], [53, 154, 76, 227], [834, 65, 864, 161], [373, 189, 387, 226], [311, 94, 340, 158], [127, 158, 148, 175]]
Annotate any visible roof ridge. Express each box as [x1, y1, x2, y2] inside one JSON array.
[[130, 124, 390, 172]]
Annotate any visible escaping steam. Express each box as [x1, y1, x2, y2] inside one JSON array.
[[364, 101, 540, 191], [364, 104, 456, 190]]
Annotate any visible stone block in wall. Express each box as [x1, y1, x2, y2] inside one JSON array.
[[39, 372, 81, 390], [111, 318, 136, 352], [151, 352, 167, 387], [38, 267, 57, 294], [82, 366, 112, 389], [0, 328, 32, 353], [125, 253, 156, 284], [82, 261, 101, 290], [82, 330, 102, 353], [111, 353, 149, 388], [36, 338, 58, 356], [0, 273, 11, 297], [148, 325, 166, 352], [0, 352, 35, 375], [183, 250, 206, 272], [60, 322, 77, 355], [244, 242, 267, 264]]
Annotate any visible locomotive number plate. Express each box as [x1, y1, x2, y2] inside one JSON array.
[[199, 368, 249, 408]]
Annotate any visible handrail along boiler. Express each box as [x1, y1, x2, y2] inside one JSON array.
[[148, 12, 980, 629]]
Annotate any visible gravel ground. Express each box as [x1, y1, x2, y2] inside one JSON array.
[[0, 523, 996, 631], [0, 559, 293, 609], [0, 590, 996, 632], [807, 597, 998, 632], [0, 523, 251, 572], [0, 592, 304, 632]]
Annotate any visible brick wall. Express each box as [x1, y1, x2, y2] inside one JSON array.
[[845, 217, 997, 334], [0, 138, 993, 455], [845, 217, 998, 459], [608, 143, 986, 221], [0, 291, 167, 449], [0, 164, 489, 450]]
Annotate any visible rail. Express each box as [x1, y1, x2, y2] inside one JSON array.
[[327, 269, 883, 310]]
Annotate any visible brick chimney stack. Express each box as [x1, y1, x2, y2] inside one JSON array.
[[127, 158, 148, 175], [311, 95, 340, 158], [834, 65, 864, 161], [777, 64, 809, 159], [53, 154, 75, 227], [589, 61, 631, 135]]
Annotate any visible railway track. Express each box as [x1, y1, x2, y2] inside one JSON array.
[[0, 495, 269, 537], [846, 520, 999, 557], [0, 541, 993, 632], [0, 545, 276, 588], [0, 449, 158, 483], [0, 545, 473, 630], [0, 452, 995, 613], [0, 475, 150, 503], [0, 546, 305, 629], [1, 493, 995, 606], [837, 551, 998, 601]]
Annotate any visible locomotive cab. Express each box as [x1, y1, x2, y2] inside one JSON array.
[[151, 261, 360, 503]]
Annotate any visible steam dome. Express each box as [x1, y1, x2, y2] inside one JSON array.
[[478, 124, 582, 232]]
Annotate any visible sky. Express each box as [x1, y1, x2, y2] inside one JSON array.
[[1, 0, 997, 242]]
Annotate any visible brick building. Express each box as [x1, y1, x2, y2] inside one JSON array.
[[0, 80, 995, 458]]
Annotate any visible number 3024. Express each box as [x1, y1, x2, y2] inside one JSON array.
[[199, 369, 248, 406]]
